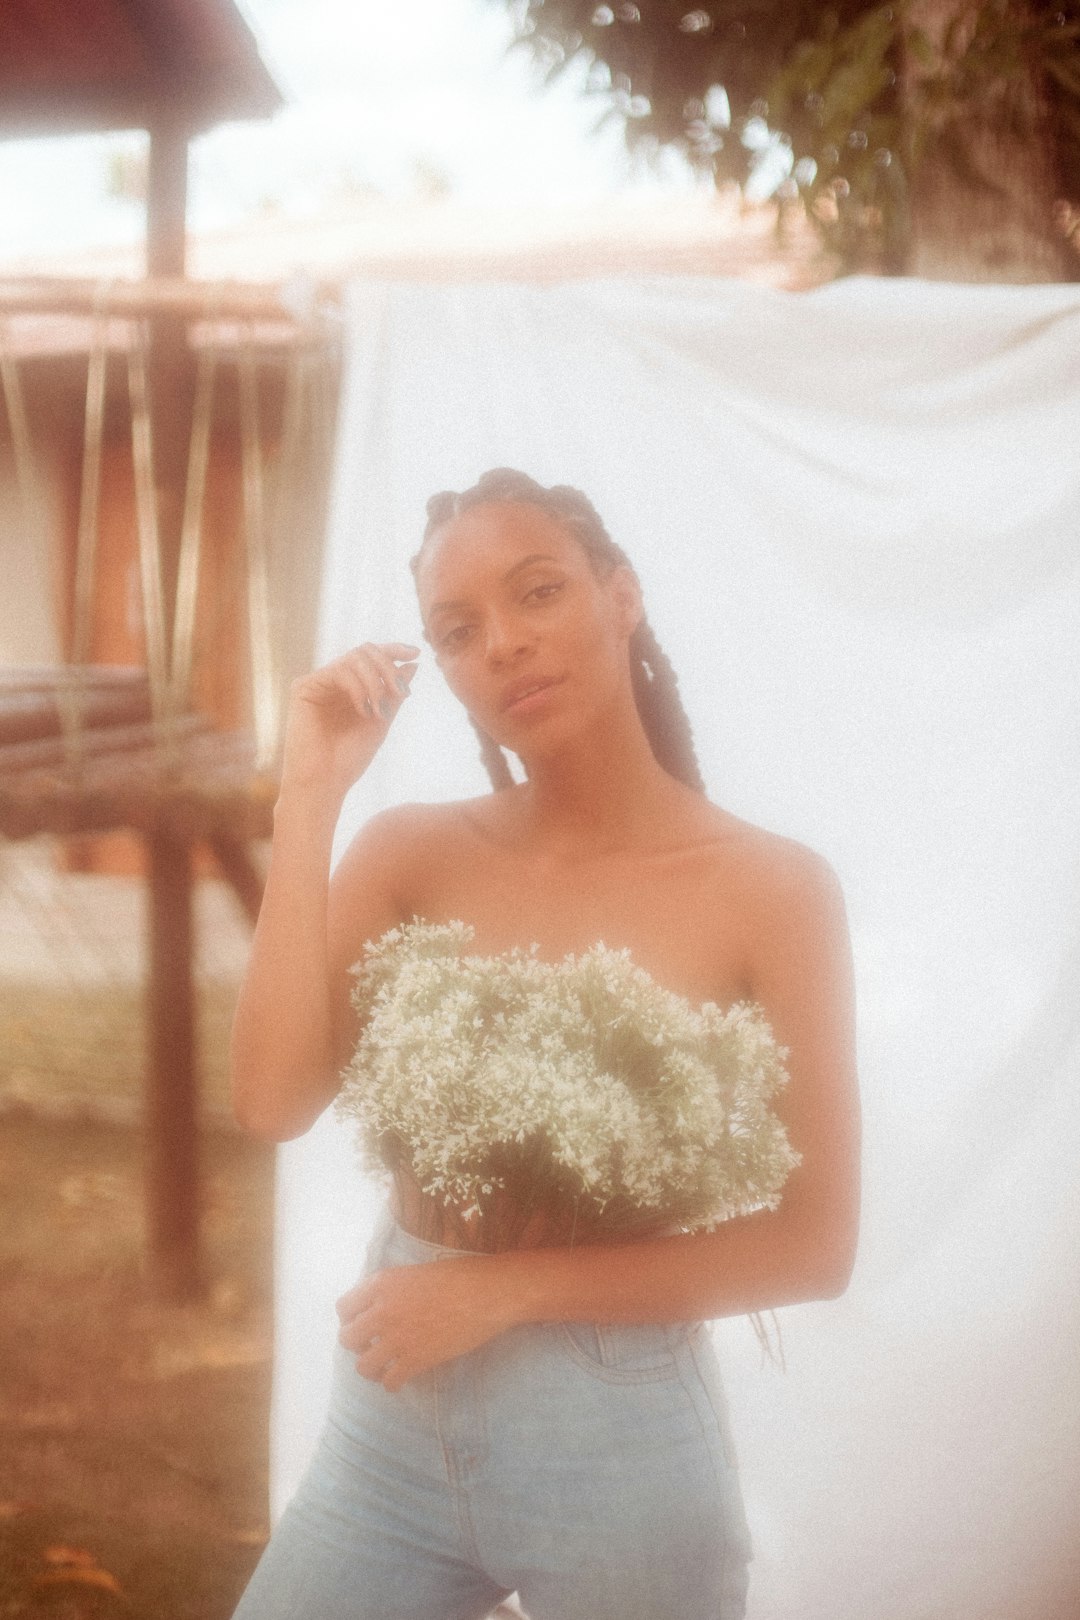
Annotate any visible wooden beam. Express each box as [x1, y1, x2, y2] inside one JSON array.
[[0, 276, 329, 324], [0, 715, 203, 777], [0, 670, 151, 747], [0, 728, 276, 842]]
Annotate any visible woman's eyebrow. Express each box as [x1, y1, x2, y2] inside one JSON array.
[[503, 551, 561, 580], [427, 553, 562, 619]]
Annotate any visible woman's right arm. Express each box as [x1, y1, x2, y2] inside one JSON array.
[[229, 641, 420, 1141]]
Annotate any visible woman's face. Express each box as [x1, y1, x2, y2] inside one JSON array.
[[415, 500, 641, 757]]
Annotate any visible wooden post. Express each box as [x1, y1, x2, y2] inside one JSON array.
[[147, 119, 188, 281], [145, 828, 201, 1300], [143, 119, 203, 1299]]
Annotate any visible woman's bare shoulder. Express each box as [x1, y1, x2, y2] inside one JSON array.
[[698, 809, 850, 1024], [327, 799, 492, 986], [700, 803, 842, 916], [355, 793, 508, 851], [335, 793, 509, 888]]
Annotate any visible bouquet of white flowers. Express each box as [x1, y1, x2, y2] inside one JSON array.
[[336, 920, 800, 1252]]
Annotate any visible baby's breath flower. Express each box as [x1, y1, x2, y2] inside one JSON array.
[[335, 920, 800, 1239]]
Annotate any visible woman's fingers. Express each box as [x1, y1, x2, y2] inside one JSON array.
[[355, 644, 415, 716], [335, 1280, 368, 1324], [336, 1279, 394, 1378], [280, 642, 421, 799], [337, 1295, 378, 1345], [339, 1302, 407, 1385], [379, 642, 423, 662], [309, 644, 418, 724], [331, 659, 380, 722], [355, 1342, 404, 1388], [351, 644, 419, 700]]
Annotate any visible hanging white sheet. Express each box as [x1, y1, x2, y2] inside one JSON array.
[[271, 273, 1080, 1620]]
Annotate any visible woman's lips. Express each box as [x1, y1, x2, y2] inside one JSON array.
[[501, 676, 564, 714]]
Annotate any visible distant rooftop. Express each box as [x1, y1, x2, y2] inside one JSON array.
[[2, 185, 833, 286]]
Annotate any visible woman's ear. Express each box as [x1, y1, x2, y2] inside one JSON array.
[[607, 564, 644, 640]]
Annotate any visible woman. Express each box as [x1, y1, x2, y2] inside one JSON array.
[[229, 469, 861, 1620]]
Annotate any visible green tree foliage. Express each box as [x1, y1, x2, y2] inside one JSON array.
[[501, 1, 1080, 270]]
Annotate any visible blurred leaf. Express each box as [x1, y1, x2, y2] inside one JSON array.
[[33, 1566, 125, 1597], [43, 1545, 99, 1566], [1047, 56, 1080, 94], [944, 14, 972, 60], [907, 26, 937, 70], [505, 0, 1080, 272]]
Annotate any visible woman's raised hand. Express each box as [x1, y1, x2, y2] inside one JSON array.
[[279, 642, 421, 803]]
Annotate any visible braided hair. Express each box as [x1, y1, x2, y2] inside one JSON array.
[[411, 468, 706, 795]]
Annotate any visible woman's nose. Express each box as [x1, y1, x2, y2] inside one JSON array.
[[483, 610, 530, 664]]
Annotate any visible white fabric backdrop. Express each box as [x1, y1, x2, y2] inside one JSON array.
[[271, 274, 1080, 1620]]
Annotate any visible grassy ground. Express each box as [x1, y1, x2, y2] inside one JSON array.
[[0, 1110, 274, 1620], [0, 980, 238, 1125]]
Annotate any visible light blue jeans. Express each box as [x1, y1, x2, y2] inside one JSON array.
[[231, 1204, 753, 1620]]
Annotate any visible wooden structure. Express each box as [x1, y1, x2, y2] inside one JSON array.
[[0, 275, 336, 795], [0, 4, 301, 1300], [0, 0, 280, 278], [0, 667, 272, 1298], [0, 270, 338, 1300]]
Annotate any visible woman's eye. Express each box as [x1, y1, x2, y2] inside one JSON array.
[[441, 623, 475, 650], [525, 581, 564, 604]]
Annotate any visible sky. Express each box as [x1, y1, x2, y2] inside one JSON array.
[[0, 0, 724, 264]]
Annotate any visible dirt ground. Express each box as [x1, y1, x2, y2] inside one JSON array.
[[0, 1109, 274, 1620]]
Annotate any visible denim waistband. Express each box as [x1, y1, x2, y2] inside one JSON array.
[[368, 1199, 685, 1270], [367, 1201, 478, 1265]]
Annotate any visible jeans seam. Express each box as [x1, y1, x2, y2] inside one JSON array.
[[434, 1358, 492, 1574], [681, 1328, 739, 1476], [554, 1320, 689, 1383], [452, 1482, 488, 1574]]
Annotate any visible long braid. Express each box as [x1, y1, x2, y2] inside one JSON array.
[[628, 618, 707, 794], [469, 713, 516, 790], [412, 469, 707, 795]]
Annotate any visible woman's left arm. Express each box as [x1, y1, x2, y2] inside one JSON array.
[[339, 847, 861, 1389]]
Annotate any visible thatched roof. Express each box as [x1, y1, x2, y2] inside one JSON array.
[[0, 0, 282, 137]]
